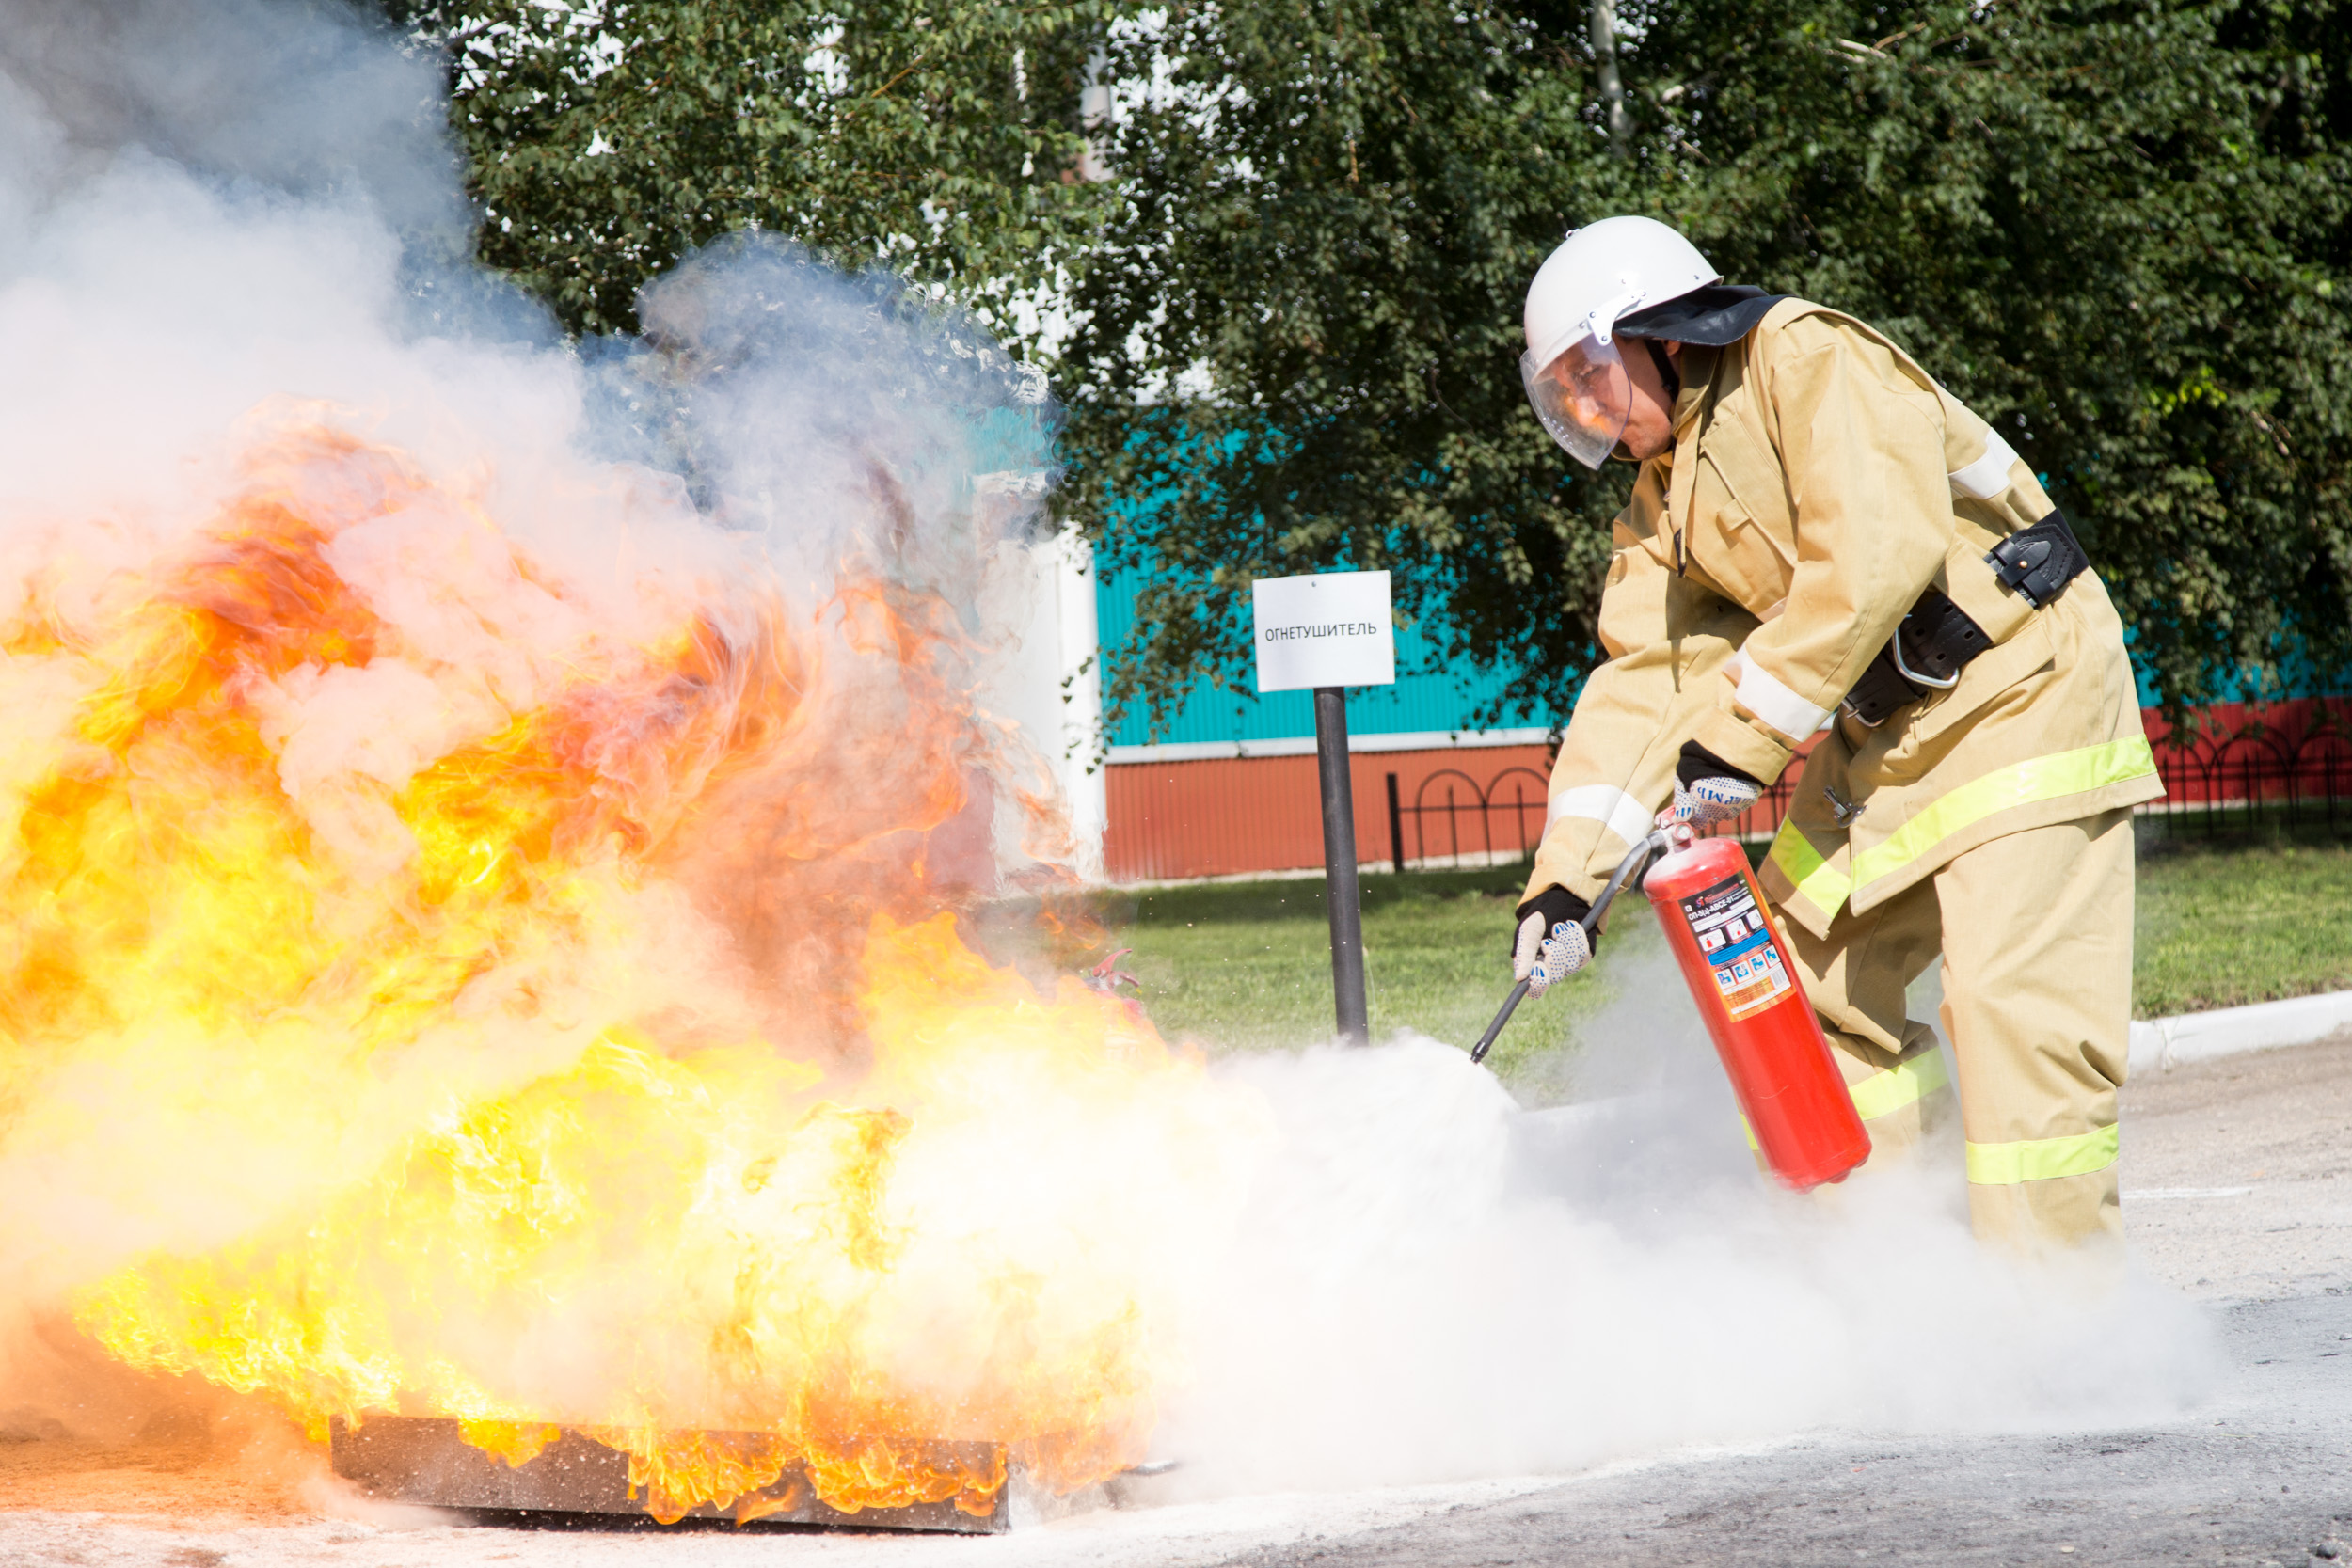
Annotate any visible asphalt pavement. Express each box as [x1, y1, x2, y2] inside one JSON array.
[[1199, 1291, 2351, 1567]]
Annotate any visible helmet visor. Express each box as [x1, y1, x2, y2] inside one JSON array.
[[1520, 333, 1629, 469]]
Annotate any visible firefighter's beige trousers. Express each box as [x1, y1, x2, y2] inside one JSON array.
[[1781, 809, 2134, 1252]]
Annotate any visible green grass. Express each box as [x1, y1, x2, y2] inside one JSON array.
[[1076, 865, 1632, 1094], [2134, 835, 2352, 1015], [1053, 836, 2352, 1084]]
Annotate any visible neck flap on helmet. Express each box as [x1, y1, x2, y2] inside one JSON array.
[[1614, 283, 1788, 346]]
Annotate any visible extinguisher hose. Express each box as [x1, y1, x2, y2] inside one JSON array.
[[1470, 829, 1676, 1065]]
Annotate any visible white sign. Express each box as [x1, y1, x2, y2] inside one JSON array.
[[1252, 571, 1395, 693]]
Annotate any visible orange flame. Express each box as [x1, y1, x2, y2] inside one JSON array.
[[3, 420, 1264, 1521]]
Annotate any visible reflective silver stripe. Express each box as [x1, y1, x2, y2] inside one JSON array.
[[1546, 785, 1653, 847], [1948, 430, 2019, 500], [1732, 652, 1833, 739]]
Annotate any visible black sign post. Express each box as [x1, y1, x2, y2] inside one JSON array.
[[1313, 686, 1370, 1045], [1252, 569, 1392, 1050]]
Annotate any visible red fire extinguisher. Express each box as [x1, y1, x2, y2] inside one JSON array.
[[1643, 832, 1869, 1191], [1472, 827, 1868, 1192]]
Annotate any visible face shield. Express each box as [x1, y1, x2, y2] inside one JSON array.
[[1520, 330, 1631, 470]]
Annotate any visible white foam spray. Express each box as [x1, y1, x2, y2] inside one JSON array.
[[1156, 935, 2216, 1497]]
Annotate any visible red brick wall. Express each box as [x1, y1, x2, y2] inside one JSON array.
[[1102, 698, 2352, 883], [1103, 745, 1555, 882]]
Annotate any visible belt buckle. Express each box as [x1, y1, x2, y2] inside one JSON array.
[[1889, 618, 1960, 691], [1836, 695, 1885, 729]]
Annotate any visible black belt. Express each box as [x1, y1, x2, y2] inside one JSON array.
[[1841, 508, 2090, 728]]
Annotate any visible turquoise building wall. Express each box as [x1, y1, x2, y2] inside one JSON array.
[[1093, 558, 1549, 749]]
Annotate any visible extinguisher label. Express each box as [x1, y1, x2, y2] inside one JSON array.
[[1678, 873, 1794, 1022]]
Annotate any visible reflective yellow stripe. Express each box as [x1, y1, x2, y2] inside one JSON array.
[[1850, 737, 2157, 895], [1964, 1123, 2120, 1184], [1767, 821, 1852, 918], [1848, 1049, 1949, 1122]]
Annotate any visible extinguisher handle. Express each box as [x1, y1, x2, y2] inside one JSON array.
[[1470, 829, 1674, 1067], [1581, 828, 1674, 936]]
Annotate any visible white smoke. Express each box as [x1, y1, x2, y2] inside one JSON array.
[[0, 0, 2215, 1516], [1153, 938, 2216, 1497]]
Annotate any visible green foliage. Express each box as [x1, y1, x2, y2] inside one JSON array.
[[1664, 0, 2352, 723], [380, 0, 1117, 337], [1057, 0, 2352, 734], [1057, 0, 1642, 736], [383, 0, 2352, 733]]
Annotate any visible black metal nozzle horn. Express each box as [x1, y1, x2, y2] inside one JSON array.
[[1469, 830, 1672, 1066]]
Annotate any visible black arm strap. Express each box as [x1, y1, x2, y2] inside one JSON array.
[[1986, 505, 2090, 610]]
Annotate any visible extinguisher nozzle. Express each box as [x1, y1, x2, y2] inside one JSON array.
[[1470, 979, 1531, 1065], [1471, 833, 1664, 1068]]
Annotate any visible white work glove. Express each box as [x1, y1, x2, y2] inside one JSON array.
[[1657, 772, 1762, 831], [1510, 887, 1593, 998]]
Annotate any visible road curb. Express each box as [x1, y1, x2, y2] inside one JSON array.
[[2127, 989, 2352, 1073]]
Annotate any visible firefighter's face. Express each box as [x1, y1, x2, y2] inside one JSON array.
[[1613, 340, 1680, 464]]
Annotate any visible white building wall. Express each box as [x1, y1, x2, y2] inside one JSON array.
[[986, 527, 1105, 881]]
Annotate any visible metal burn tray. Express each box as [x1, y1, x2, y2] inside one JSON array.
[[329, 1415, 1009, 1533]]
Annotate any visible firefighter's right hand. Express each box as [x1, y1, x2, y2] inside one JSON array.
[[1512, 885, 1594, 998], [1658, 773, 1762, 831]]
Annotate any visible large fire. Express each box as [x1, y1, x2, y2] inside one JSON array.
[[0, 414, 1263, 1523]]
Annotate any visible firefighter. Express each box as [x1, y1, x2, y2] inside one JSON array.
[[1508, 216, 2162, 1253]]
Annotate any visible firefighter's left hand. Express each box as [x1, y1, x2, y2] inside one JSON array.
[[1657, 773, 1761, 831], [1516, 916, 1591, 997], [1512, 885, 1594, 998]]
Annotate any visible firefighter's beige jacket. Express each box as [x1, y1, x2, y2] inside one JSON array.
[[1524, 300, 2162, 936]]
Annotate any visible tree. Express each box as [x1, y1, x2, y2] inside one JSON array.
[[381, 0, 2352, 733], [1057, 0, 2352, 735], [381, 0, 1117, 340], [1054, 0, 1638, 739], [1662, 0, 2352, 721]]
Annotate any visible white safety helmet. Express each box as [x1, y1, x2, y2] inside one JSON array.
[[1520, 216, 1719, 468]]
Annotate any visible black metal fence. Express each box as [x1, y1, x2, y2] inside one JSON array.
[[1384, 766, 1552, 871], [1382, 697, 2352, 871], [2141, 698, 2352, 837]]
